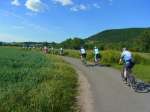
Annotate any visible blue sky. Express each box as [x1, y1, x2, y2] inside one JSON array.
[[0, 0, 150, 42]]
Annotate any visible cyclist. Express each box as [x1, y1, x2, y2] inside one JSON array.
[[59, 47, 64, 55], [93, 46, 100, 65], [119, 48, 135, 84], [43, 46, 48, 54], [80, 47, 87, 64], [50, 47, 54, 54]]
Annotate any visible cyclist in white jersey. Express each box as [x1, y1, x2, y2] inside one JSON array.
[[80, 47, 87, 60], [59, 47, 64, 55], [93, 46, 100, 64]]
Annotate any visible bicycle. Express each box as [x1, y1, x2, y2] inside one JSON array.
[[94, 54, 100, 66], [81, 54, 87, 65], [59, 50, 64, 56], [82, 57, 87, 65], [121, 64, 150, 93], [121, 66, 136, 89]]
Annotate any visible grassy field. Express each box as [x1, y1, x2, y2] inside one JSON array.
[[64, 49, 150, 83], [0, 47, 77, 112]]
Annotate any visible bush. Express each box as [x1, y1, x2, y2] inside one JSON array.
[[63, 49, 150, 65], [101, 50, 120, 64]]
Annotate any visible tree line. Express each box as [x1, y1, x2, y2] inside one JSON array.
[[1, 28, 150, 52], [59, 29, 150, 52]]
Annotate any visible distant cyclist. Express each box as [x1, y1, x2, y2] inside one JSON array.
[[50, 47, 54, 54], [43, 46, 48, 54], [119, 48, 135, 83], [80, 47, 87, 64], [59, 47, 64, 55], [93, 46, 100, 65]]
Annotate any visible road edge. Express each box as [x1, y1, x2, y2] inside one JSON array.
[[72, 67, 95, 112]]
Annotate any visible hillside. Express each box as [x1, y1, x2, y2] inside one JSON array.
[[86, 28, 150, 43], [83, 28, 150, 51]]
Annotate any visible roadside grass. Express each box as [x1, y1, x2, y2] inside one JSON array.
[[64, 49, 80, 58], [0, 47, 78, 112], [133, 65, 150, 83], [64, 49, 150, 83], [114, 64, 150, 83]]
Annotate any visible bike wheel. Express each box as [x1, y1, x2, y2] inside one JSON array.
[[121, 71, 125, 81], [126, 70, 133, 87], [121, 67, 127, 83], [82, 58, 87, 65], [130, 76, 136, 90], [134, 83, 149, 93]]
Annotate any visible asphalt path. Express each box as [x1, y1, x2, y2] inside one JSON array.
[[63, 57, 150, 112]]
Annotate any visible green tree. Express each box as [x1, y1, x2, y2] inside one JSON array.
[[137, 31, 150, 52], [0, 42, 3, 46], [60, 38, 85, 49]]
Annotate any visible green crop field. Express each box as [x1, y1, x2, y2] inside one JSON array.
[[0, 47, 77, 112]]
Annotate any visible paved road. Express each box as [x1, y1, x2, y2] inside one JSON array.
[[63, 57, 150, 112]]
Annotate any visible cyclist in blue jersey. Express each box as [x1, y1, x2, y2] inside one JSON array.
[[119, 48, 135, 83]]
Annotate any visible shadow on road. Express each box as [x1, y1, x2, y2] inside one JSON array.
[[86, 63, 111, 67], [135, 82, 150, 93], [85, 63, 150, 94], [83, 61, 150, 94]]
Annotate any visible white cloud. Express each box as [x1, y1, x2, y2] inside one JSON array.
[[70, 7, 78, 12], [71, 4, 87, 12], [0, 34, 26, 42], [108, 0, 113, 2], [93, 3, 101, 9], [53, 0, 73, 6], [25, 12, 37, 16], [11, 0, 21, 6], [108, 0, 113, 5], [26, 23, 50, 33], [0, 10, 50, 34], [12, 25, 24, 29], [79, 4, 87, 10], [25, 0, 46, 12], [0, 10, 25, 20]]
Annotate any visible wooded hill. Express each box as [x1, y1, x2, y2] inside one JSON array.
[[86, 28, 148, 42], [84, 28, 150, 51], [59, 28, 150, 52]]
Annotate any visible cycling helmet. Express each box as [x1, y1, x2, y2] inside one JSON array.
[[81, 46, 83, 49], [122, 48, 127, 51]]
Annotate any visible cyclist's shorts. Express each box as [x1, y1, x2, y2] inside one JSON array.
[[96, 54, 100, 59], [81, 53, 86, 58], [125, 60, 135, 69]]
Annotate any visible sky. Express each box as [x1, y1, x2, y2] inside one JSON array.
[[0, 0, 150, 42]]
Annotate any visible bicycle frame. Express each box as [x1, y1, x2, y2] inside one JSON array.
[[121, 64, 149, 93], [81, 55, 87, 65], [122, 65, 136, 89], [94, 54, 100, 65]]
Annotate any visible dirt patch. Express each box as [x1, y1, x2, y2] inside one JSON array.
[[76, 69, 95, 112]]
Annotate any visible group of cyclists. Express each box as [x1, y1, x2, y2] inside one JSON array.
[[43, 46, 64, 55], [80, 46, 135, 86], [43, 45, 135, 86], [42, 45, 147, 91], [80, 46, 101, 65]]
